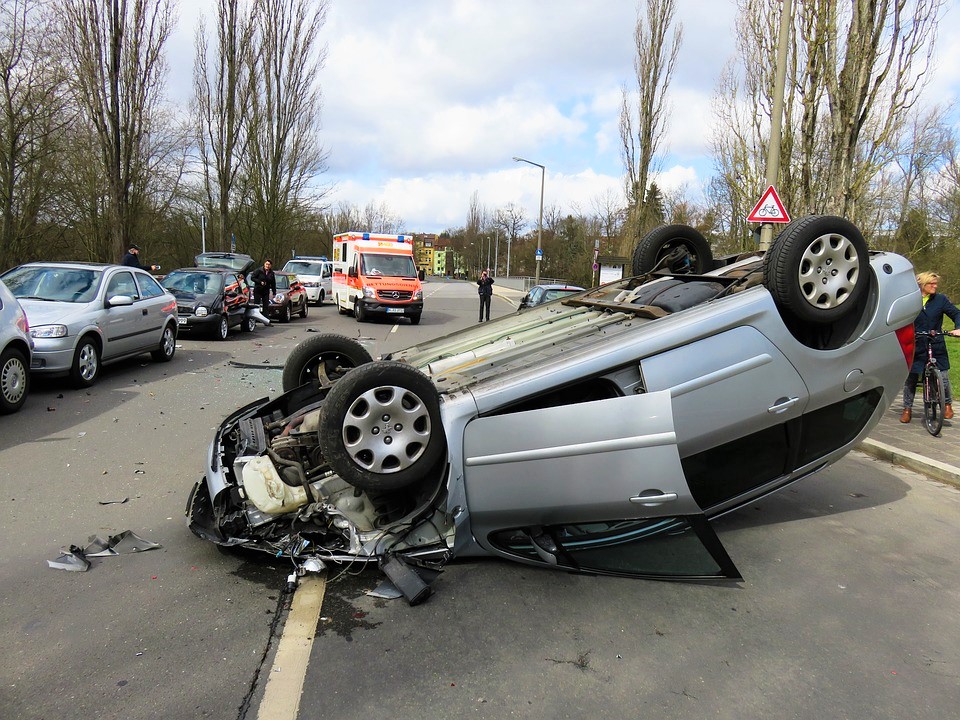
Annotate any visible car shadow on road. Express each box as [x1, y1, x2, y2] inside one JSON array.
[[0, 347, 233, 452]]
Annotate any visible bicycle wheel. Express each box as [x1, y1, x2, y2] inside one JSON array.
[[922, 364, 945, 436]]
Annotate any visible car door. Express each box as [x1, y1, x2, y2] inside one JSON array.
[[639, 325, 810, 513], [101, 270, 143, 359], [461, 390, 740, 580], [223, 272, 247, 322], [133, 272, 174, 349]]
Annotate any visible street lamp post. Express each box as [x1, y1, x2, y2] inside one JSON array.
[[512, 156, 545, 285]]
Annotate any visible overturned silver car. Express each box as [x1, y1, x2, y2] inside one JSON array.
[[187, 217, 921, 602]]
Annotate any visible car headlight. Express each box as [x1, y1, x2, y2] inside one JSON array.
[[362, 286, 376, 299], [31, 324, 68, 338], [303, 281, 318, 287], [414, 290, 423, 300], [195, 306, 208, 317], [273, 293, 286, 303]]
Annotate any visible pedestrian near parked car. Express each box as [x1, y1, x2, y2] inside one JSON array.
[[900, 271, 960, 423], [477, 269, 494, 322], [121, 244, 159, 272], [249, 259, 276, 313]]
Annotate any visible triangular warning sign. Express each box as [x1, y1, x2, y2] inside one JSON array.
[[747, 185, 791, 223]]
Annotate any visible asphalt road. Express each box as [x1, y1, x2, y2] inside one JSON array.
[[2, 277, 959, 720]]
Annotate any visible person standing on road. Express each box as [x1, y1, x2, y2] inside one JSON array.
[[121, 244, 159, 272], [249, 259, 276, 313], [900, 271, 960, 423], [477, 269, 494, 322]]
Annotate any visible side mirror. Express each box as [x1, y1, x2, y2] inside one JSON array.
[[348, 267, 358, 278], [106, 294, 134, 307]]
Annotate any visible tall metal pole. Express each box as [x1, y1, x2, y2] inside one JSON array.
[[513, 156, 545, 284], [759, 0, 792, 251]]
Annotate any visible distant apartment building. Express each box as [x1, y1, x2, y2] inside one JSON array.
[[414, 234, 452, 276]]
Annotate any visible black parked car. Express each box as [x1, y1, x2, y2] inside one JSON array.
[[160, 268, 256, 340]]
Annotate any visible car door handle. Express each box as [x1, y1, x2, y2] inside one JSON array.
[[767, 396, 799, 414], [142, 309, 148, 316], [629, 491, 678, 505]]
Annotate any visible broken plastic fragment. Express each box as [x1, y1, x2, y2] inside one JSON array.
[[47, 546, 91, 572], [98, 498, 129, 505], [83, 530, 161, 557]]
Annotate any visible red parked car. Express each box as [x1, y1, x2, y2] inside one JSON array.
[[268, 272, 308, 323]]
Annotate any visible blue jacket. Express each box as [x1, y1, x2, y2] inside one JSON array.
[[911, 292, 960, 373]]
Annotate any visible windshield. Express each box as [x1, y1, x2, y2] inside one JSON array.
[[360, 253, 417, 277], [283, 261, 323, 275], [161, 272, 224, 295], [1, 266, 102, 303]]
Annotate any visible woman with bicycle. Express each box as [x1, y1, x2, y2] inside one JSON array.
[[900, 271, 960, 424]]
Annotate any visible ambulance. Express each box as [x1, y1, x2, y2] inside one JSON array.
[[331, 232, 423, 324]]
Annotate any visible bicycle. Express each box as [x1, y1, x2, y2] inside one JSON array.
[[917, 330, 951, 436]]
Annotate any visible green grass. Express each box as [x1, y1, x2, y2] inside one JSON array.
[[950, 339, 960, 392]]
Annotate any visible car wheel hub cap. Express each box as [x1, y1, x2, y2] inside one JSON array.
[[341, 385, 430, 473], [1, 358, 25, 402], [797, 233, 859, 309], [79, 346, 97, 379]]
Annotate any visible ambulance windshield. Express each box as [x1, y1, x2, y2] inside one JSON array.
[[360, 253, 417, 277]]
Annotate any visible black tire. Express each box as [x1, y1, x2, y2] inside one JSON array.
[[281, 334, 374, 391], [299, 298, 308, 319], [632, 224, 713, 276], [354, 300, 367, 323], [70, 336, 101, 388], [212, 315, 229, 340], [318, 361, 446, 492], [151, 323, 177, 362], [280, 304, 292, 323], [317, 290, 324, 305], [0, 346, 29, 414], [409, 313, 421, 325], [762, 215, 869, 325], [241, 314, 256, 333], [922, 364, 945, 437]]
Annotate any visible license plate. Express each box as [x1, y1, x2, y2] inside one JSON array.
[[177, 317, 187, 325], [386, 308, 404, 314]]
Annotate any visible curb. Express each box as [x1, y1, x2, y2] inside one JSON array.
[[857, 438, 960, 488]]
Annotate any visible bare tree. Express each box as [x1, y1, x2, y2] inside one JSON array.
[[619, 0, 682, 215], [59, 0, 174, 260], [242, 0, 329, 260], [193, 0, 257, 251], [0, 0, 69, 267]]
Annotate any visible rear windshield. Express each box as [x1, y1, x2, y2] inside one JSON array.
[[195, 254, 252, 272]]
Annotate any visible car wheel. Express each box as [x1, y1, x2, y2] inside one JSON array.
[[317, 290, 324, 305], [762, 215, 869, 325], [409, 313, 421, 325], [281, 334, 374, 391], [241, 315, 256, 333], [318, 361, 446, 492], [299, 299, 308, 319], [632, 224, 713, 275], [212, 315, 229, 340], [280, 304, 292, 323], [354, 300, 366, 323], [70, 336, 101, 388], [151, 324, 177, 362], [0, 347, 29, 414]]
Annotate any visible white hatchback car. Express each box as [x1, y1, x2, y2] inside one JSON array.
[[1, 262, 179, 388], [282, 257, 332, 304], [0, 278, 32, 413]]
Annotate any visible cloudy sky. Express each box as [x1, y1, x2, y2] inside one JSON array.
[[167, 0, 960, 234]]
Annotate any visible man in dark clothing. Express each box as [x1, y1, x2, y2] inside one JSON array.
[[121, 244, 159, 272], [477, 269, 494, 322], [249, 259, 276, 313]]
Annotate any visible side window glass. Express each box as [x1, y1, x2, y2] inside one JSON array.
[[323, 264, 331, 279], [137, 273, 164, 299], [106, 271, 139, 300]]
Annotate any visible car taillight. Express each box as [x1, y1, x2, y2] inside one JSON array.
[[895, 324, 915, 368], [162, 299, 177, 313], [16, 312, 28, 333]]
